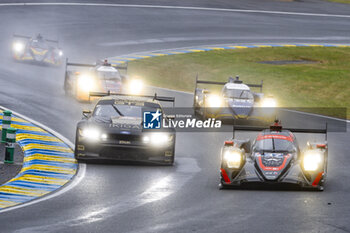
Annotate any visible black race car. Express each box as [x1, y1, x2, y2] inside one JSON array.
[[219, 121, 328, 190], [12, 33, 63, 66], [75, 92, 176, 165]]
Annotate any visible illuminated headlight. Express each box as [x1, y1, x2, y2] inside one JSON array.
[[77, 75, 94, 92], [143, 133, 171, 146], [223, 150, 242, 169], [261, 97, 277, 108], [128, 79, 143, 95], [207, 94, 223, 108], [303, 150, 322, 172], [13, 42, 24, 53], [80, 128, 101, 141], [58, 50, 63, 56]]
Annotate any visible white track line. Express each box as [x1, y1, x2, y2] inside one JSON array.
[[0, 106, 86, 214], [0, 2, 349, 19], [15, 157, 201, 232]]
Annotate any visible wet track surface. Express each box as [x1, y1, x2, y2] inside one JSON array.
[[0, 1, 349, 232]]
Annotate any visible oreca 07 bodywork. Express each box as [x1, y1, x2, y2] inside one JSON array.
[[220, 123, 328, 191], [12, 34, 63, 66], [194, 76, 276, 125]]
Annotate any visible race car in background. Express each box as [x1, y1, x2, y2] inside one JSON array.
[[75, 92, 176, 165], [64, 59, 143, 102], [219, 121, 328, 191], [193, 76, 276, 124], [12, 33, 63, 66]]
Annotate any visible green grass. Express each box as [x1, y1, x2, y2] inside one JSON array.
[[128, 47, 350, 119], [328, 0, 350, 4]]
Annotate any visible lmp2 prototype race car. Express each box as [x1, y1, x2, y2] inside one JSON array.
[[12, 33, 63, 66], [75, 92, 176, 165], [219, 121, 328, 191], [194, 76, 277, 124], [64, 59, 142, 102]]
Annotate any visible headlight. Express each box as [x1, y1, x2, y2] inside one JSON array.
[[223, 149, 242, 169], [58, 50, 63, 56], [80, 128, 101, 141], [128, 79, 143, 95], [77, 75, 94, 92], [206, 94, 223, 108], [143, 133, 171, 146], [303, 150, 322, 171], [13, 42, 24, 53], [261, 97, 277, 108]]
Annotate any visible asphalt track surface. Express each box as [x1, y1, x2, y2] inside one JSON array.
[[0, 1, 349, 232]]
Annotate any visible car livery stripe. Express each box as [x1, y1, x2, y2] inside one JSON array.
[[220, 168, 231, 183], [0, 109, 77, 209], [256, 134, 293, 141], [107, 43, 350, 65], [312, 172, 324, 187]]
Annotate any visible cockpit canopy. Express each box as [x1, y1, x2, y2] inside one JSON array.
[[253, 131, 297, 153], [31, 39, 48, 49], [222, 84, 253, 100], [96, 66, 122, 81]]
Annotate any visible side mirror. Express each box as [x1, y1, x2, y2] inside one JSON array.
[[82, 110, 92, 118]]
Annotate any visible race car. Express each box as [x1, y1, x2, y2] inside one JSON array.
[[193, 76, 276, 124], [64, 59, 142, 102], [75, 92, 176, 165], [219, 121, 328, 191], [12, 33, 63, 66]]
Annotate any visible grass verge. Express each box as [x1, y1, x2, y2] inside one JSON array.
[[327, 0, 350, 4], [128, 46, 350, 119]]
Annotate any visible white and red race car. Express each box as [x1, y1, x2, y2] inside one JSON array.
[[64, 59, 143, 102]]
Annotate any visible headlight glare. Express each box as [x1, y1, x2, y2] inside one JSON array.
[[128, 79, 143, 95], [80, 128, 100, 141], [303, 150, 322, 171], [143, 133, 171, 146], [223, 150, 242, 169], [78, 75, 94, 92], [13, 42, 24, 53], [207, 94, 223, 108], [261, 97, 277, 108]]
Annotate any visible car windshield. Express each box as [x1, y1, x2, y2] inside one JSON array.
[[94, 103, 160, 119], [223, 88, 253, 99], [254, 139, 296, 153], [31, 39, 48, 49], [97, 71, 121, 81]]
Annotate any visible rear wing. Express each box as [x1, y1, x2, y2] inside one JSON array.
[[65, 58, 127, 70], [195, 75, 263, 93], [89, 91, 175, 107], [13, 34, 59, 44], [232, 124, 327, 140], [13, 34, 31, 40]]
